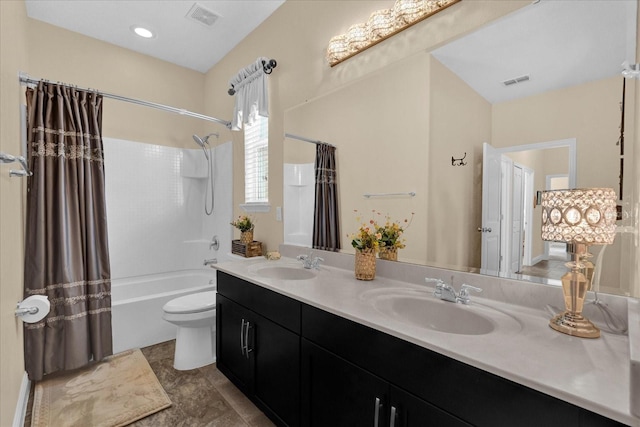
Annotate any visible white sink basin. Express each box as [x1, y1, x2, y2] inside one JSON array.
[[362, 287, 521, 336], [249, 263, 316, 280]]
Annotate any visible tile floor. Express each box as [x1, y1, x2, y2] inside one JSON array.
[[25, 340, 275, 427], [518, 258, 566, 280]]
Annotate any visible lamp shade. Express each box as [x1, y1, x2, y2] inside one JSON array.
[[541, 188, 617, 245]]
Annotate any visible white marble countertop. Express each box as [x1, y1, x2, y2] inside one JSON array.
[[214, 257, 638, 426]]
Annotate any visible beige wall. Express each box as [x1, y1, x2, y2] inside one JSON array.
[[492, 76, 630, 191], [427, 55, 492, 268], [0, 2, 30, 425], [202, 0, 526, 251], [25, 18, 208, 146]]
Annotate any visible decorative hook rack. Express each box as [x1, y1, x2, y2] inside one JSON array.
[[0, 152, 32, 177], [451, 152, 467, 166]]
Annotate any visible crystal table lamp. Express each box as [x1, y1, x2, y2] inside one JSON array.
[[540, 188, 617, 338]]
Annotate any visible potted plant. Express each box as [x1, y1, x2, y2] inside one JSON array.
[[349, 211, 381, 280], [375, 211, 414, 261], [231, 215, 255, 244]]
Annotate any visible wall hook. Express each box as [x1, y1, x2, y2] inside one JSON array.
[[451, 152, 467, 166]]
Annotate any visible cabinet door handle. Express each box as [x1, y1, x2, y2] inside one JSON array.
[[240, 319, 246, 356], [244, 321, 252, 358], [374, 397, 382, 427], [389, 406, 397, 427]]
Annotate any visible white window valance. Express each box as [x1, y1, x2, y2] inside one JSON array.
[[229, 57, 269, 131]]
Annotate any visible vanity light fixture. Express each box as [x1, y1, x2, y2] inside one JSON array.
[[541, 188, 617, 339], [326, 0, 461, 67], [131, 26, 155, 39]]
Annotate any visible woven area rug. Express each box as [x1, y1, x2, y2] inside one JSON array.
[[31, 349, 171, 427]]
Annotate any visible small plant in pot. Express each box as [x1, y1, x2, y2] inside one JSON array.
[[374, 211, 414, 261], [349, 210, 381, 280], [231, 215, 255, 243]]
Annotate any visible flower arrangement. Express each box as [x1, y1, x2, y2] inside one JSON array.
[[349, 210, 382, 252], [375, 211, 414, 249], [230, 215, 254, 232]]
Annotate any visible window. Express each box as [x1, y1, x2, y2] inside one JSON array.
[[244, 115, 268, 204]]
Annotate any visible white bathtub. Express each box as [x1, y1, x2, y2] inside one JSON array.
[[111, 269, 217, 354]]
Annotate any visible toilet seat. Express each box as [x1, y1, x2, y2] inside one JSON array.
[[163, 291, 216, 314]]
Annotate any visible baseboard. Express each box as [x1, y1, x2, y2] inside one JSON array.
[[531, 254, 545, 265], [12, 372, 30, 427]]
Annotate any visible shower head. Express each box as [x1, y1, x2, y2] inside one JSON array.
[[192, 133, 217, 160], [192, 133, 219, 147], [192, 134, 207, 148]]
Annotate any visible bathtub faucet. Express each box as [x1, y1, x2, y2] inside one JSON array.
[[203, 258, 217, 266]]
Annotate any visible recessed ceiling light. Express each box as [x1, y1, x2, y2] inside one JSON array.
[[131, 26, 154, 39]]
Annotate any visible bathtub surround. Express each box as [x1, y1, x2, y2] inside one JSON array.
[[104, 139, 232, 354], [24, 82, 113, 382], [103, 138, 233, 279], [283, 163, 314, 246]]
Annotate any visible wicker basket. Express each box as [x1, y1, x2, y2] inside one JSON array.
[[232, 240, 263, 258], [355, 248, 376, 280], [379, 246, 398, 261]]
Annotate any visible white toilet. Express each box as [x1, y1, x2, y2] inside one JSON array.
[[162, 291, 216, 370]]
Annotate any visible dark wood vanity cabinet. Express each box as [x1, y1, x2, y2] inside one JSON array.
[[216, 271, 628, 427], [301, 304, 628, 427], [216, 272, 301, 426], [302, 338, 471, 427]]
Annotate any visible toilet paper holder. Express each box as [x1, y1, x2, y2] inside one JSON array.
[[15, 304, 40, 317], [14, 295, 50, 323]]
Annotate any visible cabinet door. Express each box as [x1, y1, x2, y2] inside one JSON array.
[[302, 339, 388, 427], [254, 314, 301, 426], [389, 386, 471, 427], [216, 295, 253, 393]]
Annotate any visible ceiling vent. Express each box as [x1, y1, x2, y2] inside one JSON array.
[[186, 3, 220, 27], [502, 74, 531, 87]]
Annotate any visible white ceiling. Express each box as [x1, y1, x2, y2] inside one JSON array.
[[432, 0, 637, 104], [24, 0, 286, 73]]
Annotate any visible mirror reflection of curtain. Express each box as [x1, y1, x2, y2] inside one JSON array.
[[24, 82, 113, 381], [313, 144, 340, 251]]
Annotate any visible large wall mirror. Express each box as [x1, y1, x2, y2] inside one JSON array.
[[283, 0, 638, 298]]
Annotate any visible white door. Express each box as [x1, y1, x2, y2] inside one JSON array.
[[510, 165, 524, 274], [481, 143, 502, 274], [521, 167, 534, 266]]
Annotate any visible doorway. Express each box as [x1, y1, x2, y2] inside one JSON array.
[[481, 138, 576, 279]]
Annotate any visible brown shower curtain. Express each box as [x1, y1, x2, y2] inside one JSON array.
[[24, 81, 112, 381], [312, 143, 340, 251]]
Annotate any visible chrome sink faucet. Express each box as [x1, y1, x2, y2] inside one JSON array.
[[427, 278, 482, 305], [296, 251, 324, 269]]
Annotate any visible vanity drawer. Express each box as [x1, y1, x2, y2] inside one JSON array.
[[217, 271, 301, 333]]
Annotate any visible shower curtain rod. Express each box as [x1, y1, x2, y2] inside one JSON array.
[[19, 72, 232, 129], [284, 133, 335, 148]]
